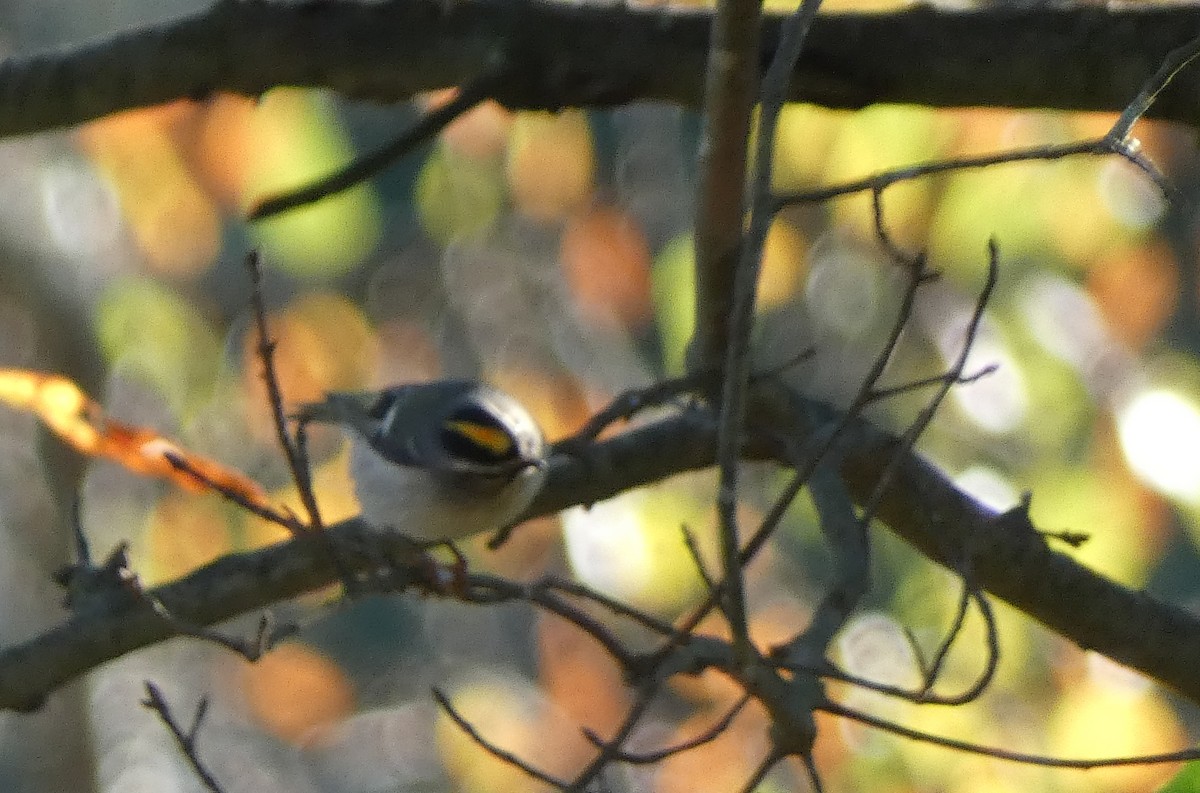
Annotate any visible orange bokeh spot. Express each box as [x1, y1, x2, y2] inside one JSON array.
[[432, 92, 513, 161], [142, 492, 233, 585], [507, 110, 595, 220], [242, 293, 377, 442], [560, 205, 653, 329], [372, 318, 442, 385], [243, 643, 355, 744], [77, 102, 221, 278], [538, 615, 629, 737], [192, 94, 258, 208], [758, 218, 806, 308], [1088, 241, 1178, 350]]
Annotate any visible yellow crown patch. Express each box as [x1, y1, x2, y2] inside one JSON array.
[[444, 419, 514, 457]]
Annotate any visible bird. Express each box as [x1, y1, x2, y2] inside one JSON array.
[[298, 380, 548, 543]]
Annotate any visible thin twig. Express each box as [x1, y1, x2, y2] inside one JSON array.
[[790, 464, 869, 654], [248, 67, 508, 219], [871, 186, 920, 266], [534, 577, 678, 637], [776, 590, 999, 706], [142, 683, 226, 793], [162, 450, 304, 534], [1110, 32, 1200, 141], [682, 524, 718, 594], [146, 597, 283, 662], [776, 135, 1176, 207], [454, 573, 654, 670], [737, 748, 785, 793], [69, 497, 91, 566], [566, 679, 664, 792], [801, 751, 826, 793], [775, 33, 1200, 212], [527, 590, 639, 670], [918, 578, 973, 692], [856, 240, 999, 527], [777, 139, 1104, 208], [949, 589, 1001, 704], [569, 371, 717, 443], [432, 687, 570, 789], [586, 694, 751, 764], [866, 364, 998, 403], [245, 251, 323, 531], [823, 700, 1200, 768], [657, 255, 930, 667], [712, 0, 825, 661], [737, 252, 931, 574]]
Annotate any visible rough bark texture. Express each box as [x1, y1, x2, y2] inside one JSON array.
[[0, 1, 1196, 139]]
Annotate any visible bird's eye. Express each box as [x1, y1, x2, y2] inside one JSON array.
[[441, 404, 516, 464]]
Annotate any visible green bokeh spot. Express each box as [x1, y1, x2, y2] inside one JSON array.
[[247, 91, 382, 278], [1158, 762, 1200, 793], [651, 233, 696, 376], [95, 277, 220, 416], [414, 144, 505, 246]]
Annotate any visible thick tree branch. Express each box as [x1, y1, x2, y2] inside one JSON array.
[[1, 0, 1200, 140], [3, 387, 1200, 711], [690, 0, 762, 373]]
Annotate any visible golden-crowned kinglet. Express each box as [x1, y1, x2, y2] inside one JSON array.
[[300, 380, 548, 542]]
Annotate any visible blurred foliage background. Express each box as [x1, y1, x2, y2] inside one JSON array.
[[0, 0, 1198, 791]]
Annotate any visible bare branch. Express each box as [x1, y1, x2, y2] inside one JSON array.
[[689, 0, 763, 373], [162, 450, 303, 534], [857, 240, 999, 527], [710, 0, 824, 661], [737, 748, 785, 793], [795, 464, 869, 654], [778, 588, 999, 707], [1111, 31, 1200, 140], [681, 524, 718, 595], [145, 598, 285, 662], [0, 3, 1198, 140], [585, 695, 751, 764], [532, 577, 677, 638], [801, 751, 826, 793], [142, 683, 226, 793], [3, 399, 1200, 709], [823, 700, 1200, 768], [561, 371, 715, 445], [775, 31, 1198, 210], [248, 66, 509, 219], [566, 680, 664, 791], [245, 252, 323, 531], [737, 251, 931, 570], [918, 581, 975, 696], [778, 140, 1110, 207], [866, 364, 998, 404], [433, 688, 570, 789]]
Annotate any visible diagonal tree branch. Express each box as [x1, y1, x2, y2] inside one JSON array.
[[0, 0, 1199, 141], [2, 386, 1200, 711]]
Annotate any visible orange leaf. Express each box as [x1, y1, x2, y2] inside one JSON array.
[[0, 369, 270, 509]]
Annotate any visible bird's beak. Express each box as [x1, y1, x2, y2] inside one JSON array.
[[523, 454, 549, 472], [293, 392, 378, 437]]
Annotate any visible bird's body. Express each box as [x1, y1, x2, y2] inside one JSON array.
[[300, 381, 547, 543], [346, 430, 545, 541]]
